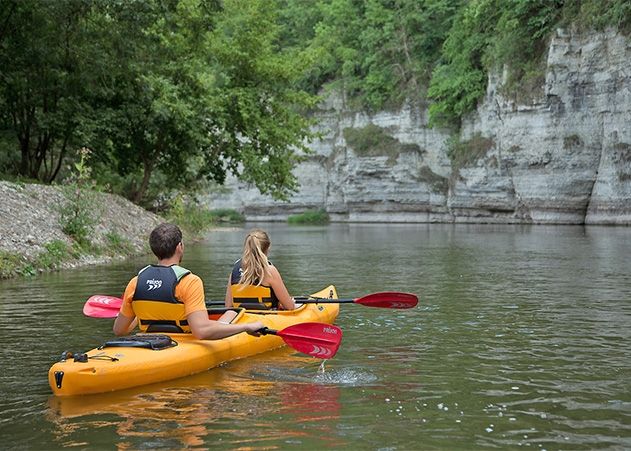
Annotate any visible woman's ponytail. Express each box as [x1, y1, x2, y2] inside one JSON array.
[[239, 229, 271, 286]]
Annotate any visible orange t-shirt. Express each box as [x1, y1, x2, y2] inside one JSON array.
[[120, 273, 207, 318]]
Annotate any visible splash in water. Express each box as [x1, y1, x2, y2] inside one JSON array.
[[313, 368, 378, 385]]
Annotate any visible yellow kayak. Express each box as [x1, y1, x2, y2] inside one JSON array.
[[48, 285, 340, 396]]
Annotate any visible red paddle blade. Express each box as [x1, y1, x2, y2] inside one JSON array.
[[83, 295, 123, 318], [355, 292, 418, 309], [277, 322, 342, 359]]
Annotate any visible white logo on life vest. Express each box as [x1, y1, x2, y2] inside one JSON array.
[[322, 326, 338, 334], [146, 279, 162, 291]]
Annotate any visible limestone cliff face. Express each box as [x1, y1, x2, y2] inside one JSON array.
[[205, 28, 631, 225]]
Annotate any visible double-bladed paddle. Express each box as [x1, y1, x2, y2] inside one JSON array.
[[83, 291, 418, 319]]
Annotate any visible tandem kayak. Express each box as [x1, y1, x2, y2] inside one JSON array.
[[48, 285, 340, 396]]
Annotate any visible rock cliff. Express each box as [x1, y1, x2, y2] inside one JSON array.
[[205, 28, 631, 225]]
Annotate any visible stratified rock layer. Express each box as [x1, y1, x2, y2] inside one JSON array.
[[205, 29, 631, 225]]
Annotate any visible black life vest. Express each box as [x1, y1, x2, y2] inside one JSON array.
[[132, 264, 191, 333], [230, 259, 279, 309]]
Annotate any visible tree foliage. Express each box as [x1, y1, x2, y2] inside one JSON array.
[[282, 0, 463, 110], [277, 0, 629, 124], [427, 0, 497, 127], [204, 0, 317, 200], [0, 0, 100, 182], [0, 0, 627, 199], [0, 0, 317, 205]]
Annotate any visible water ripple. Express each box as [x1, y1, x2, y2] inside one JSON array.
[[2, 223, 631, 449]]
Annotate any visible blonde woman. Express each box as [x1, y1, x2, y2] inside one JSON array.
[[225, 229, 295, 310]]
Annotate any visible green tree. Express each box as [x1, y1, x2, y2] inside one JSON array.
[[204, 0, 318, 200], [427, 0, 499, 127], [310, 0, 365, 98], [279, 0, 462, 110], [0, 0, 99, 182], [359, 0, 463, 108], [1, 0, 318, 205], [88, 0, 317, 204], [81, 0, 223, 204]]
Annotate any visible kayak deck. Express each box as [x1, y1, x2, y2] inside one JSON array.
[[49, 285, 340, 396]]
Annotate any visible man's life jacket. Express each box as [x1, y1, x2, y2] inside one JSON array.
[[230, 259, 279, 309], [132, 264, 192, 332]]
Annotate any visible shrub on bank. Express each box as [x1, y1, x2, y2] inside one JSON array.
[[0, 240, 74, 278], [0, 235, 144, 279], [208, 209, 246, 224], [167, 194, 245, 237], [58, 148, 101, 250], [287, 209, 329, 225], [0, 251, 23, 278], [104, 232, 135, 256]]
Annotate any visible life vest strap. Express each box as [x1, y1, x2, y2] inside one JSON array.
[[139, 319, 188, 333], [231, 284, 277, 308]]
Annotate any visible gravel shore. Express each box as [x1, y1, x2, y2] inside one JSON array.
[[0, 180, 164, 275]]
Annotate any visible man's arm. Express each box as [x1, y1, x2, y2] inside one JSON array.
[[113, 278, 138, 336], [113, 313, 137, 336], [187, 310, 264, 340]]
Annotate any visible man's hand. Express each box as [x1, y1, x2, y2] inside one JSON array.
[[245, 321, 265, 336]]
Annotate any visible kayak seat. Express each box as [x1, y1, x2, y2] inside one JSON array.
[[144, 321, 185, 333], [99, 334, 177, 350]]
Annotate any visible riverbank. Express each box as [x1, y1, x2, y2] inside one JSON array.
[[0, 180, 163, 278]]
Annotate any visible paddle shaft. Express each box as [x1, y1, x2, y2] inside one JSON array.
[[259, 327, 280, 335], [210, 291, 418, 309], [203, 298, 355, 306], [293, 298, 357, 304]]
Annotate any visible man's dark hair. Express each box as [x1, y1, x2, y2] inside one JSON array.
[[149, 223, 182, 260]]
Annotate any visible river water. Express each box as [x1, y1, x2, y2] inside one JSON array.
[[0, 223, 629, 450]]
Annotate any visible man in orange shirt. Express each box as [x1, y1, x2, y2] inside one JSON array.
[[113, 223, 264, 339]]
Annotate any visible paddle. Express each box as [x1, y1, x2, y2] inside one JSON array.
[[259, 322, 342, 359], [294, 291, 418, 309], [83, 291, 418, 318], [83, 295, 123, 318]]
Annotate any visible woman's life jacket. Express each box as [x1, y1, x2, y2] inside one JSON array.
[[230, 259, 279, 309], [132, 264, 192, 332]]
